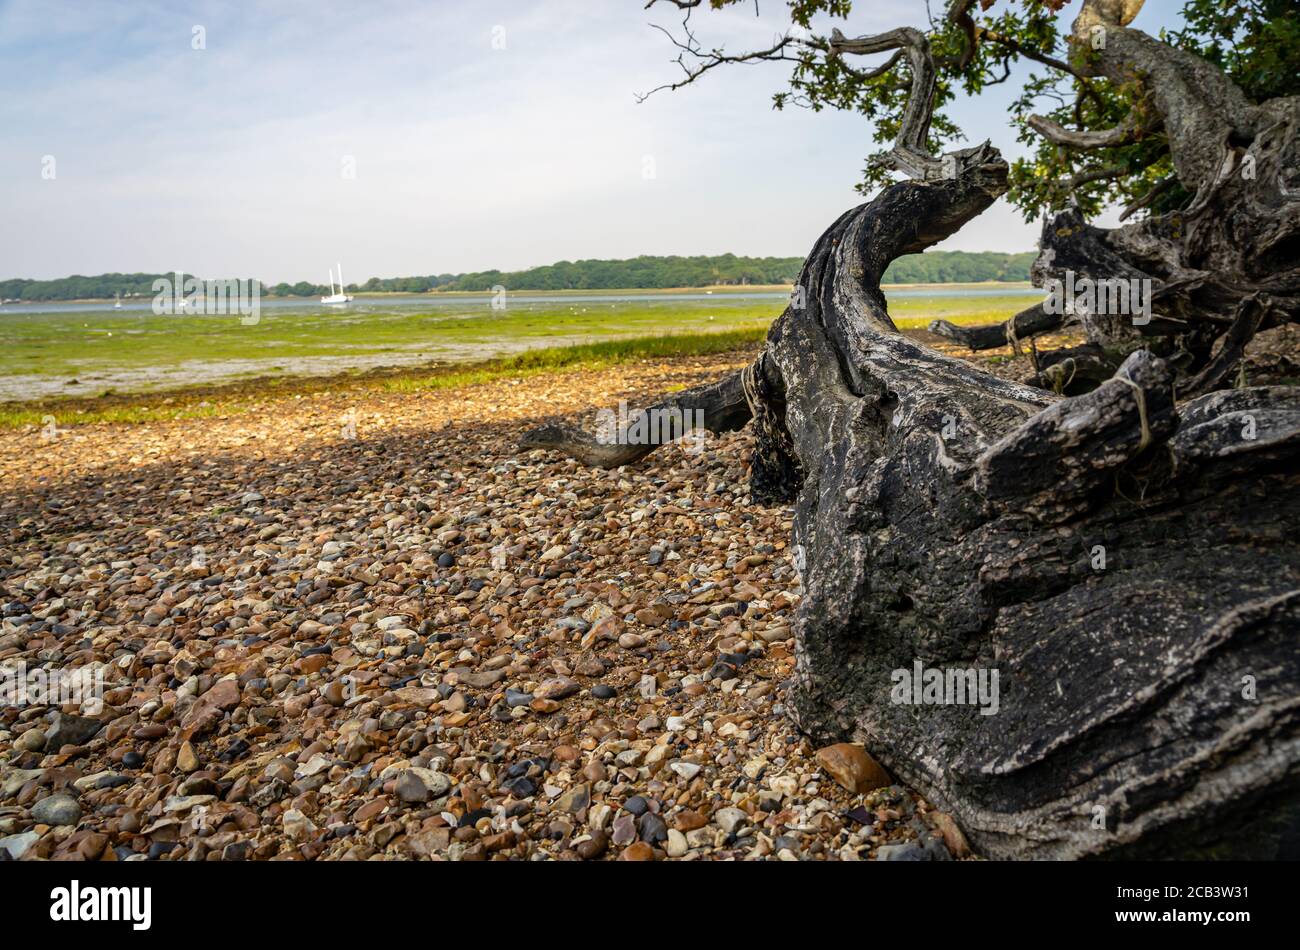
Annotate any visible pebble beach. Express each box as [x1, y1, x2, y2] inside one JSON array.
[[0, 346, 991, 862]]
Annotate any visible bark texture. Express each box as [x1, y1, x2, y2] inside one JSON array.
[[519, 370, 753, 468], [521, 1, 1300, 858], [928, 301, 1063, 352], [522, 155, 1300, 857], [772, 178, 1300, 860]]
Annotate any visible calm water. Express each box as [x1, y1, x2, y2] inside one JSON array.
[[0, 285, 1041, 317], [0, 286, 1042, 402]]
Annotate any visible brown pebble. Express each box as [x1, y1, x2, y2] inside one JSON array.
[[177, 741, 200, 773], [576, 831, 609, 860], [931, 812, 971, 858], [674, 809, 708, 832], [815, 743, 891, 794]]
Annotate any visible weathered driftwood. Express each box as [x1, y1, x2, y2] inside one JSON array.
[[519, 371, 752, 468], [763, 176, 1300, 860], [928, 301, 1062, 353], [1022, 342, 1120, 395], [521, 0, 1300, 858], [523, 151, 1300, 857]]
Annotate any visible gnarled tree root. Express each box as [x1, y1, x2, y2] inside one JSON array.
[[522, 156, 1300, 858], [929, 301, 1064, 353], [750, 156, 1300, 859], [518, 366, 754, 468]]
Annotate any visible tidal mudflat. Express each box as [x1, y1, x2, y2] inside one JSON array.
[[0, 286, 1038, 402]]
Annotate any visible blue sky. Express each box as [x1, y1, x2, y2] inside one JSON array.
[[0, 0, 1184, 283]]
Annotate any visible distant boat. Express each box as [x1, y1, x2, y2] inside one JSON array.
[[114, 293, 122, 310], [322, 263, 354, 305]]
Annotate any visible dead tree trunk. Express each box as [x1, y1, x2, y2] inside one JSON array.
[[524, 155, 1300, 857], [522, 1, 1300, 858], [764, 169, 1300, 860]]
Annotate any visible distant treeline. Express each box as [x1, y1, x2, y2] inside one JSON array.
[[389, 251, 1036, 292], [885, 251, 1035, 284], [0, 273, 265, 302], [1, 252, 1035, 301], [435, 255, 803, 292]]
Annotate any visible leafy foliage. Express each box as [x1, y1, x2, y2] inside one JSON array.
[[1009, 1, 1298, 219], [654, 0, 1299, 220], [0, 274, 265, 303], [1169, 0, 1300, 104], [445, 252, 1033, 290]]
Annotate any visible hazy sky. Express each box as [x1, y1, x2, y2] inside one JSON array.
[[0, 0, 1183, 283]]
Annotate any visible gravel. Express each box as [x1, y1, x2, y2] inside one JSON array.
[[0, 352, 962, 861]]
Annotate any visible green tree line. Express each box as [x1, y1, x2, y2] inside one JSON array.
[[1, 252, 1034, 301], [437, 251, 1034, 291], [0, 273, 265, 302]]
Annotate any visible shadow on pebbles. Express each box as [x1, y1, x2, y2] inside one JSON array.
[[0, 352, 967, 861]]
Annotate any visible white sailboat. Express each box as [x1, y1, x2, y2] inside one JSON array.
[[321, 263, 354, 305], [114, 293, 123, 310]]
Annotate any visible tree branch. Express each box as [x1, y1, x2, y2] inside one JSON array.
[[519, 363, 755, 467], [1027, 110, 1155, 149], [1119, 173, 1177, 221], [829, 26, 938, 177], [929, 301, 1066, 353], [636, 30, 807, 102], [979, 28, 1088, 81], [1062, 162, 1129, 189], [1176, 294, 1271, 399]]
